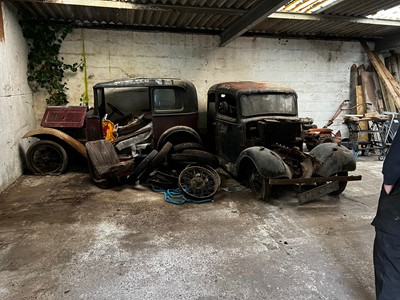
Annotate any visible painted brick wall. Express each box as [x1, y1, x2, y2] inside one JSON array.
[[0, 3, 35, 192], [57, 28, 369, 133]]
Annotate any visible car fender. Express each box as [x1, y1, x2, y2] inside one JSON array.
[[309, 142, 356, 176], [235, 146, 292, 179], [23, 128, 87, 158]]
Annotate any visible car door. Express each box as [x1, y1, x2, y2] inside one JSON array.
[[213, 92, 243, 163]]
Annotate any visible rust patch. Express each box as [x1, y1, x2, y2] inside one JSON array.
[[213, 81, 296, 94]]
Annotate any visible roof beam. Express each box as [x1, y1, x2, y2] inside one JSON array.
[[219, 0, 288, 47], [8, 0, 246, 15]]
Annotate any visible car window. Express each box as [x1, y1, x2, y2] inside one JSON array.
[[240, 93, 297, 117], [153, 88, 183, 111], [218, 93, 237, 119], [103, 87, 150, 120]]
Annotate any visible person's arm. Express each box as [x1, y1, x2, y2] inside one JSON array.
[[382, 127, 400, 194]]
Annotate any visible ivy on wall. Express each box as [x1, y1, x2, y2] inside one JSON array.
[[20, 20, 83, 106]]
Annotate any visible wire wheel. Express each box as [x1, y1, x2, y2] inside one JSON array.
[[248, 165, 272, 201], [178, 166, 220, 200], [26, 140, 68, 175]]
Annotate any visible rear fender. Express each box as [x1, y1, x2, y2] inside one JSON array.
[[309, 142, 356, 176], [23, 128, 87, 158], [235, 146, 292, 179]]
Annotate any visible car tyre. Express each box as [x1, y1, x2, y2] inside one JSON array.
[[248, 164, 272, 201], [26, 140, 68, 175], [329, 171, 348, 195]]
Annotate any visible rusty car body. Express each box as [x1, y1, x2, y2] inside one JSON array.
[[23, 78, 200, 175], [206, 81, 361, 203]]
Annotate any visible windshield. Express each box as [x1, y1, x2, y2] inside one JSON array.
[[240, 93, 297, 117]]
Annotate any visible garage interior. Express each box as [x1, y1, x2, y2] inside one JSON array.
[[1, 0, 400, 299]]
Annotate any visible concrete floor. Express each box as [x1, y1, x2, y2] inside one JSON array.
[[0, 156, 382, 300]]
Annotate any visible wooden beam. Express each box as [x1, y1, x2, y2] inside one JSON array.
[[356, 85, 369, 142], [361, 41, 400, 110]]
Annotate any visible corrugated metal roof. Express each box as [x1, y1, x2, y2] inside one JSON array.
[[6, 0, 400, 44]]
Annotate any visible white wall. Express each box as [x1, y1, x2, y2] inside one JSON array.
[[0, 2, 35, 192], [57, 29, 369, 132]]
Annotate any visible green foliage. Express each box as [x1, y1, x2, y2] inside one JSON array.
[[20, 20, 83, 106]]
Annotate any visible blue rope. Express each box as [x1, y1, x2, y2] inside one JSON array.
[[152, 186, 213, 205]]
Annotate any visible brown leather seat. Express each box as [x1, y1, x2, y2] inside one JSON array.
[[86, 140, 135, 188]]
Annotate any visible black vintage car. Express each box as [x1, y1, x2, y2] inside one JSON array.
[[206, 81, 361, 202], [23, 78, 201, 175]]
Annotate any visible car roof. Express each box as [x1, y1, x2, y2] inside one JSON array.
[[208, 81, 297, 95], [93, 78, 196, 90]]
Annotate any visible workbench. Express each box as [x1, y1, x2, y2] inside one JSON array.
[[343, 114, 390, 161]]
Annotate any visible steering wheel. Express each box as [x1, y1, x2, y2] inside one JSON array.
[[106, 103, 124, 118]]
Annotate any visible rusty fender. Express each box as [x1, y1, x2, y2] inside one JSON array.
[[236, 146, 292, 179], [23, 128, 87, 158], [309, 142, 356, 176]]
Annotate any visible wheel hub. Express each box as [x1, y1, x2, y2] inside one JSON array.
[[190, 174, 207, 190]]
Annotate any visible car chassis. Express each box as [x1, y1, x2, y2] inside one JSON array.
[[206, 81, 361, 203]]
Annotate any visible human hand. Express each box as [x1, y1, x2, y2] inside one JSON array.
[[384, 184, 393, 194]]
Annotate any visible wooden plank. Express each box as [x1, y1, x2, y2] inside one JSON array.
[[356, 85, 369, 142], [389, 50, 400, 83], [361, 41, 400, 110], [371, 71, 386, 113], [361, 71, 380, 113], [397, 53, 400, 79], [349, 64, 358, 114], [357, 64, 365, 83], [377, 54, 396, 112]]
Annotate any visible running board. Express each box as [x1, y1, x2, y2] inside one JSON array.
[[298, 181, 339, 205]]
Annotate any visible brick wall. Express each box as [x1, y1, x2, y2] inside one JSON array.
[[58, 29, 369, 132]]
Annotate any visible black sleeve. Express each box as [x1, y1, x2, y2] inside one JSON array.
[[383, 127, 400, 185]]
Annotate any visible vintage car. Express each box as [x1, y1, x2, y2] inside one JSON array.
[[23, 78, 201, 175], [206, 81, 361, 203]]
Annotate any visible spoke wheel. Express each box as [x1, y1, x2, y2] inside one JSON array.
[[26, 140, 68, 175], [248, 165, 272, 201], [178, 166, 219, 200]]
